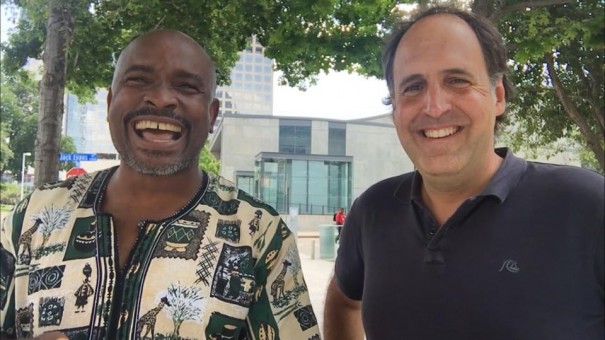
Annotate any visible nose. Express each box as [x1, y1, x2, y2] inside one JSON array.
[[422, 83, 451, 118], [143, 82, 177, 109]]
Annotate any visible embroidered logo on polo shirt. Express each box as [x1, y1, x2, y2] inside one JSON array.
[[499, 259, 519, 273]]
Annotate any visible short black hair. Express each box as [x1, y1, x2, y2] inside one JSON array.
[[382, 6, 515, 126]]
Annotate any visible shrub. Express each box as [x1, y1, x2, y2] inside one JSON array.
[[0, 182, 20, 205]]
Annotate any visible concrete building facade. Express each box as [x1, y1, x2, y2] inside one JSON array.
[[209, 113, 414, 230]]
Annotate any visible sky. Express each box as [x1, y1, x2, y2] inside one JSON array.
[[1, 7, 391, 121]]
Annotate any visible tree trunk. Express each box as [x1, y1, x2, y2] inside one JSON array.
[[34, 0, 75, 188], [544, 53, 605, 171], [173, 320, 183, 338]]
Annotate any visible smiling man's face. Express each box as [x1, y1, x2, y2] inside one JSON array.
[[107, 30, 218, 176], [391, 14, 505, 179]]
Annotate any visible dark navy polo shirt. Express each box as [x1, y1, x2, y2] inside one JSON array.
[[335, 148, 604, 340]]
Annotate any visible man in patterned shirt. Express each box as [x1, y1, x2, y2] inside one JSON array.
[[1, 29, 320, 339]]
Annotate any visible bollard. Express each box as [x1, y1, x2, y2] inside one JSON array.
[[318, 224, 337, 259]]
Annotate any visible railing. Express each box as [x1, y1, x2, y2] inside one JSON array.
[[276, 203, 344, 215]]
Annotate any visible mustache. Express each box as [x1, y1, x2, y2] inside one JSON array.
[[124, 107, 191, 131]]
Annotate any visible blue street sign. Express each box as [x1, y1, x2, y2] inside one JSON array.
[[59, 153, 98, 162]]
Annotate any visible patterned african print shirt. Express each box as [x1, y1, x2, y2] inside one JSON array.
[[0, 168, 320, 339]]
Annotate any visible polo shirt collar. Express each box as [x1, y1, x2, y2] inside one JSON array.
[[399, 148, 527, 204]]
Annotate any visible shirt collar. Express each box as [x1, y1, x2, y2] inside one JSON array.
[[398, 148, 526, 204]]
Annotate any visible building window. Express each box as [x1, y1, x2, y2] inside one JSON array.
[[255, 157, 352, 214], [279, 119, 311, 154], [236, 171, 255, 194], [328, 122, 346, 155]]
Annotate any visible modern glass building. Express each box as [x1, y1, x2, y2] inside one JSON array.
[[63, 90, 117, 154], [255, 153, 352, 214], [252, 119, 352, 213]]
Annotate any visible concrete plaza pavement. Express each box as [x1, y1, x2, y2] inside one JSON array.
[[296, 236, 337, 334]]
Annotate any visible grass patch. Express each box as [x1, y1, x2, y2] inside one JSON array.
[[1, 204, 14, 213]]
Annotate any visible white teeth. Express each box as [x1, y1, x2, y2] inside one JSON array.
[[135, 120, 182, 132], [424, 127, 458, 138]]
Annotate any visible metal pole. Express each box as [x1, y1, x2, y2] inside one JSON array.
[[20, 152, 31, 200]]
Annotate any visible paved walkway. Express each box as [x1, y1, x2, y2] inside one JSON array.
[[296, 236, 336, 334]]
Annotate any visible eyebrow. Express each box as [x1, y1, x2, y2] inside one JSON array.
[[173, 70, 205, 84], [397, 68, 475, 89], [123, 65, 205, 83], [122, 64, 154, 75], [397, 74, 424, 90]]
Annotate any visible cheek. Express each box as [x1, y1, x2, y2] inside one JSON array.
[[393, 108, 411, 131]]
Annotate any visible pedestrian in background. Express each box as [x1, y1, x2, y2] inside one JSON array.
[[334, 207, 346, 243]]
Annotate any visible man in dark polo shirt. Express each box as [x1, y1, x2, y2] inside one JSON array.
[[323, 6, 604, 340]]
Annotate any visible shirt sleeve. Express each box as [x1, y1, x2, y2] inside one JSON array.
[[1, 207, 19, 337], [246, 216, 321, 339], [334, 198, 365, 300]]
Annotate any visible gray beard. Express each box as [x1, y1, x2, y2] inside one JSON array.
[[121, 150, 197, 176]]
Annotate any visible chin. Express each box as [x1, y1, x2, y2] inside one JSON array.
[[416, 158, 464, 177], [124, 155, 194, 176]]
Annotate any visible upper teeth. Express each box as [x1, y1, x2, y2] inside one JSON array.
[[135, 120, 182, 132], [424, 127, 458, 138]]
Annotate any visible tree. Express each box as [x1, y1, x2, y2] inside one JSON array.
[[0, 122, 14, 176], [0, 69, 82, 180], [199, 142, 220, 175], [3, 0, 603, 180], [0, 69, 38, 181], [59, 136, 77, 171], [32, 0, 78, 188], [472, 0, 604, 172], [2, 0, 407, 186], [164, 282, 204, 338]]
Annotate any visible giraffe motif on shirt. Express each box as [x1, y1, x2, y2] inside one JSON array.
[[17, 218, 42, 262], [270, 259, 292, 300], [136, 296, 171, 340]]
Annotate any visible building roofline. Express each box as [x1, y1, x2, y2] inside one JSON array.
[[221, 112, 394, 127]]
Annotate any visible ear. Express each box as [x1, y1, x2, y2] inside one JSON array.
[[208, 98, 220, 133], [494, 77, 506, 117], [106, 87, 113, 122]]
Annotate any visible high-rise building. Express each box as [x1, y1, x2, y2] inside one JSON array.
[[216, 35, 274, 117], [63, 89, 116, 154]]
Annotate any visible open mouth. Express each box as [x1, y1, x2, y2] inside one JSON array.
[[135, 120, 183, 143], [423, 126, 460, 139]]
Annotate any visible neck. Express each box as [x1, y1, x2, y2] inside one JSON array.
[[104, 163, 204, 219], [420, 151, 503, 226], [113, 163, 203, 195]]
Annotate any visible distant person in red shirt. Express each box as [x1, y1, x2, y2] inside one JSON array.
[[334, 208, 346, 242]]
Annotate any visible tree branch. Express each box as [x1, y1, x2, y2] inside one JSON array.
[[569, 62, 605, 135], [545, 52, 605, 170]]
